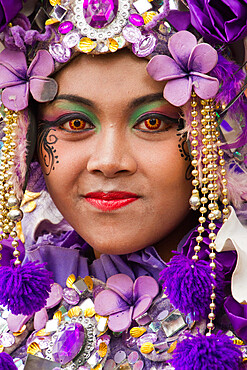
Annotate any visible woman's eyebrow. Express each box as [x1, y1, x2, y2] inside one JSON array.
[[53, 94, 95, 107], [128, 93, 164, 109]]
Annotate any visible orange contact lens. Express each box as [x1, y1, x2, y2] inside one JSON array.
[[69, 119, 86, 130], [144, 118, 162, 130]]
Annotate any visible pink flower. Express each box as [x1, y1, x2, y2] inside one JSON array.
[[0, 49, 57, 111], [146, 30, 219, 106], [94, 274, 159, 332]]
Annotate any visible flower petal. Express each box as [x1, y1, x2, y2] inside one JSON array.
[[146, 55, 185, 81], [168, 30, 197, 70], [94, 289, 129, 316], [106, 274, 133, 304], [191, 73, 219, 100], [132, 294, 152, 320], [188, 43, 218, 74], [30, 77, 58, 103], [0, 49, 27, 78], [28, 50, 55, 78], [108, 306, 133, 332], [133, 276, 159, 302], [164, 77, 192, 106], [2, 83, 29, 111]]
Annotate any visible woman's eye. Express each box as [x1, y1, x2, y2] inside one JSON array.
[[135, 117, 171, 132], [61, 118, 93, 131]]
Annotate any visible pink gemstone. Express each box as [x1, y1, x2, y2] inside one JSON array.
[[58, 21, 74, 34], [52, 323, 85, 365], [129, 14, 144, 27], [83, 0, 118, 28]]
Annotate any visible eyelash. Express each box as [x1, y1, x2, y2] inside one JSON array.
[[39, 113, 178, 134]]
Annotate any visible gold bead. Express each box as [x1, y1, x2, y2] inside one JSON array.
[[191, 130, 198, 137], [207, 183, 214, 190], [208, 313, 215, 320], [222, 208, 229, 215], [201, 187, 208, 194], [12, 240, 18, 247], [208, 223, 216, 230], [207, 322, 214, 329], [191, 111, 198, 117], [192, 255, 199, 261], [197, 226, 205, 233], [209, 242, 216, 249], [198, 216, 206, 223], [191, 120, 198, 127], [14, 259, 21, 266], [207, 174, 214, 181], [192, 179, 199, 186], [199, 206, 207, 214], [210, 262, 216, 269], [209, 252, 216, 259], [222, 178, 227, 185], [209, 232, 216, 240], [202, 148, 208, 155], [191, 169, 198, 177], [191, 159, 198, 167], [218, 149, 224, 156], [196, 236, 203, 242], [211, 292, 216, 299], [202, 138, 208, 145], [202, 177, 208, 184], [191, 149, 198, 157], [201, 197, 207, 204], [222, 188, 228, 196], [210, 302, 216, 309], [13, 250, 20, 257], [191, 139, 198, 147], [208, 203, 216, 211], [202, 168, 208, 175], [222, 198, 229, 205], [194, 245, 201, 252], [10, 231, 17, 238], [211, 272, 216, 279]]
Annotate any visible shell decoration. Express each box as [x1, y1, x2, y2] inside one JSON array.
[[24, 200, 37, 213], [167, 340, 177, 354], [21, 190, 41, 207], [27, 342, 41, 355], [98, 342, 108, 357], [78, 37, 97, 53], [94, 365, 102, 370], [68, 306, 82, 318], [108, 38, 119, 53], [233, 339, 244, 345], [84, 275, 93, 291], [0, 345, 3, 353], [16, 221, 25, 243], [130, 327, 146, 338], [13, 324, 26, 336], [35, 329, 50, 337], [66, 274, 76, 289], [142, 11, 157, 24], [50, 0, 61, 5], [140, 342, 154, 354], [84, 307, 95, 318], [53, 310, 62, 323]]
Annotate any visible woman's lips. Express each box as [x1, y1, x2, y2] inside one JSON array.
[[84, 192, 140, 211]]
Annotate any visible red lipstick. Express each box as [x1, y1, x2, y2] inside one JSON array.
[[84, 192, 139, 211]]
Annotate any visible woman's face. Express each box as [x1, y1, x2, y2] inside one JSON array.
[[38, 50, 192, 256]]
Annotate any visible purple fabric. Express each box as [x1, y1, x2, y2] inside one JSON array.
[[187, 0, 247, 44], [224, 296, 247, 342], [0, 0, 22, 33], [146, 30, 219, 106], [0, 49, 57, 110], [172, 332, 242, 370], [166, 10, 191, 31]]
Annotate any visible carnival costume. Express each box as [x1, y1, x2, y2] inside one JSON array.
[[0, 0, 246, 369]]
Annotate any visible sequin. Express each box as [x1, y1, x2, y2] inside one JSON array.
[[45, 18, 60, 26], [62, 31, 80, 48], [140, 342, 154, 354], [128, 351, 139, 364], [0, 332, 15, 347], [108, 38, 119, 52], [50, 4, 67, 21], [132, 32, 157, 57], [63, 287, 80, 305], [49, 42, 71, 63], [133, 360, 144, 370], [58, 21, 74, 34], [162, 310, 187, 337], [13, 325, 26, 336], [123, 25, 141, 43], [136, 333, 157, 346], [157, 309, 169, 321], [98, 342, 108, 357], [66, 274, 76, 288], [167, 340, 177, 354], [50, 0, 61, 5], [84, 307, 95, 317], [113, 36, 126, 49], [78, 37, 97, 53], [142, 11, 157, 24], [53, 311, 62, 323], [149, 321, 161, 332], [104, 359, 116, 369], [114, 350, 127, 363], [130, 327, 146, 338]]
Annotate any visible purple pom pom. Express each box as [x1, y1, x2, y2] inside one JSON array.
[[160, 253, 224, 320], [0, 261, 53, 315], [0, 353, 17, 370], [172, 332, 242, 370]]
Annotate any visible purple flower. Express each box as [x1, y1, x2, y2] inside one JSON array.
[[146, 30, 219, 106], [94, 274, 159, 332], [0, 49, 58, 111], [0, 0, 23, 33], [187, 0, 247, 44]]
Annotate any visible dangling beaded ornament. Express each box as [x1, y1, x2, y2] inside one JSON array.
[[0, 109, 53, 316], [160, 91, 242, 368]]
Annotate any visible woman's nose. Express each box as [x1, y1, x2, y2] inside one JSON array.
[[87, 127, 137, 178]]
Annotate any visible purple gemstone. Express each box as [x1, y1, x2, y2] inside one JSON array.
[[58, 21, 74, 34], [129, 14, 144, 27], [83, 0, 118, 28], [132, 32, 157, 57], [49, 43, 71, 63], [52, 323, 85, 365], [122, 25, 141, 43], [136, 333, 157, 346], [63, 288, 80, 305]]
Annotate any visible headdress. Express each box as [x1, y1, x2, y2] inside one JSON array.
[[0, 0, 246, 369]]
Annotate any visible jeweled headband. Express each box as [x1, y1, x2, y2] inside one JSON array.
[[0, 0, 246, 368]]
